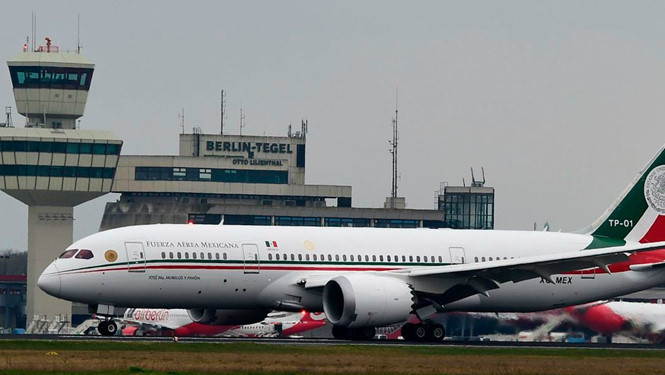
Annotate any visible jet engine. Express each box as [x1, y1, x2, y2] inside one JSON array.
[[323, 274, 414, 328], [187, 308, 268, 326]]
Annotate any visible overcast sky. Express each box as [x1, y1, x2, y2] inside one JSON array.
[[2, 1, 665, 251]]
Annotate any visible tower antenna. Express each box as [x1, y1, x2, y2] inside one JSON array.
[[220, 90, 226, 135], [178, 108, 185, 134], [77, 13, 81, 54], [239, 107, 246, 135], [31, 12, 37, 51], [388, 87, 399, 208]]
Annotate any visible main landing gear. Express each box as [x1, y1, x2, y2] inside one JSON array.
[[400, 322, 445, 342], [97, 320, 118, 336]]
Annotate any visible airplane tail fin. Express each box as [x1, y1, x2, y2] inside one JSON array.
[[588, 145, 665, 246]]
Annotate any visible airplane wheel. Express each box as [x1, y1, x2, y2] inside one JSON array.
[[401, 323, 415, 341], [98, 320, 117, 336], [332, 325, 351, 340], [427, 324, 445, 342], [413, 324, 428, 341], [354, 327, 376, 341]]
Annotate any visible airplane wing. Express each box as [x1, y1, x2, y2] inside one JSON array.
[[302, 240, 665, 307]]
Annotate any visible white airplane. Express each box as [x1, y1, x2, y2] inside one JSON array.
[[39, 145, 665, 341], [120, 309, 326, 337]]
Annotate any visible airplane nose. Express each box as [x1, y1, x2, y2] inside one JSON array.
[[38, 262, 61, 298]]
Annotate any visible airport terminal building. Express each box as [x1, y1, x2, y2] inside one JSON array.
[[100, 124, 494, 233]]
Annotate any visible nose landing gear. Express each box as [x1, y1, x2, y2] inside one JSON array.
[[97, 320, 118, 336]]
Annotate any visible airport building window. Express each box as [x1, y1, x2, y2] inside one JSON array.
[[0, 140, 121, 155], [9, 66, 94, 90], [324, 218, 371, 227], [442, 192, 494, 230], [224, 215, 271, 226], [275, 216, 321, 227], [134, 166, 287, 184], [0, 164, 115, 179], [374, 219, 419, 228]]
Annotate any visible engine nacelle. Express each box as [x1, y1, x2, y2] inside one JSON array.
[[187, 308, 268, 326], [323, 274, 414, 328]]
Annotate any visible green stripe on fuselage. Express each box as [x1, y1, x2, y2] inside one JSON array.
[[584, 236, 626, 250]]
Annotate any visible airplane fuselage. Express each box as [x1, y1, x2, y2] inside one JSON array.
[[40, 224, 665, 313]]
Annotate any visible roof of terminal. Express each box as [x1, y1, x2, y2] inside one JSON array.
[[7, 51, 93, 68]]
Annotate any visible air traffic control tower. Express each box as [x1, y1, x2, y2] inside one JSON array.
[[0, 39, 122, 325]]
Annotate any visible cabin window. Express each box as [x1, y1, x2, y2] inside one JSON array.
[[313, 254, 317, 261], [208, 252, 212, 260], [409, 256, 413, 262], [402, 256, 406, 262], [185, 252, 189, 259], [379, 255, 384, 262], [481, 257, 485, 262], [200, 252, 204, 259], [416, 256, 421, 262], [268, 253, 273, 261], [474, 256, 479, 262], [350, 255, 354, 261], [328, 254, 332, 261], [358, 254, 362, 261], [59, 249, 78, 259], [276, 253, 280, 260], [386, 255, 391, 262], [365, 255, 370, 262], [161, 252, 166, 259], [343, 255, 347, 261], [335, 255, 340, 261], [372, 255, 376, 262], [177, 252, 182, 259], [169, 252, 174, 259], [223, 253, 227, 260], [215, 253, 219, 260], [306, 254, 310, 261], [438, 256, 443, 263], [489, 257, 493, 261], [298, 254, 302, 261], [192, 252, 197, 259], [291, 254, 295, 261], [394, 255, 398, 262], [423, 256, 428, 263], [75, 250, 94, 259]]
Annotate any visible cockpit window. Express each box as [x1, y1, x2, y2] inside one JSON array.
[[75, 249, 94, 259], [59, 249, 78, 259]]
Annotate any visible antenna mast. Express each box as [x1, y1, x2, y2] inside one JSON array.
[[388, 88, 399, 208], [239, 107, 246, 135], [178, 108, 185, 134], [220, 89, 226, 135], [77, 13, 81, 54]]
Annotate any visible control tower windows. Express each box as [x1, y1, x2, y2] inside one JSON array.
[[9, 66, 94, 91], [0, 140, 121, 155]]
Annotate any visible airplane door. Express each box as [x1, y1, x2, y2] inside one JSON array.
[[449, 247, 466, 264], [125, 242, 146, 272], [242, 244, 260, 274]]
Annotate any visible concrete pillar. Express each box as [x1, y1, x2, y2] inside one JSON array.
[[27, 206, 72, 322]]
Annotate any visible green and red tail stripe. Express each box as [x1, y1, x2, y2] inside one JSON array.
[[587, 145, 665, 247]]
